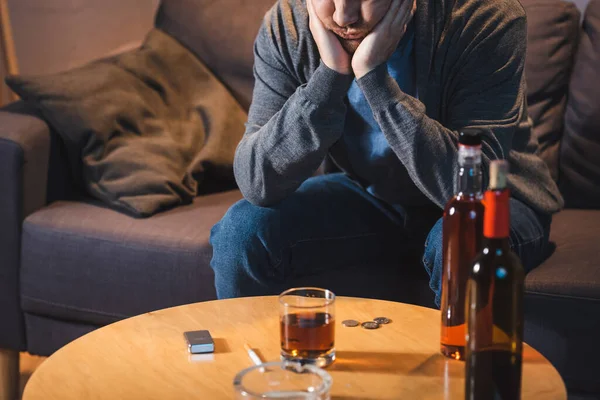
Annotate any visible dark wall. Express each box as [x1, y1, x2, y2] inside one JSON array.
[[1, 0, 160, 104]]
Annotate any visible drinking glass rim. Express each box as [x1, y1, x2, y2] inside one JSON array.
[[233, 361, 332, 398], [278, 287, 336, 308]]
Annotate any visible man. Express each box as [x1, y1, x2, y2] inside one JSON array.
[[209, 0, 563, 304]]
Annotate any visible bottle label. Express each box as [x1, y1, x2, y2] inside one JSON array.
[[458, 144, 482, 166]]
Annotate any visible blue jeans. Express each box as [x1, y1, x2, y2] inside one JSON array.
[[210, 173, 551, 305]]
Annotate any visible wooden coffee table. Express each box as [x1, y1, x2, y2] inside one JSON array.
[[23, 297, 567, 399]]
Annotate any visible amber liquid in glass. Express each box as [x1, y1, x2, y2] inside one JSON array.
[[440, 195, 484, 360], [280, 312, 335, 359]]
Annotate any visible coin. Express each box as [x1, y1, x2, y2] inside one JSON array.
[[373, 317, 391, 325], [342, 319, 360, 327], [361, 321, 380, 330]]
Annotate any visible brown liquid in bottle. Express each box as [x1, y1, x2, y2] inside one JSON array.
[[280, 312, 335, 359], [440, 194, 484, 360], [465, 164, 524, 399]]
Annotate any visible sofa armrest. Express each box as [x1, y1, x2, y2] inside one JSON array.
[[0, 102, 51, 350]]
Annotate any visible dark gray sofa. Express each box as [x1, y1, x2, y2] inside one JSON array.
[[1, 0, 599, 398]]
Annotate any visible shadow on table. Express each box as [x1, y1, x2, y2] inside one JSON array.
[[213, 338, 230, 354], [331, 351, 463, 377]]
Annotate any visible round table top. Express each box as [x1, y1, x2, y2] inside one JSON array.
[[23, 296, 566, 400]]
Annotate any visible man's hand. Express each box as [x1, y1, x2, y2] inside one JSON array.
[[307, 0, 352, 75], [352, 0, 416, 79]]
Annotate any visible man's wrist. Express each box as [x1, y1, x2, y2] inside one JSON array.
[[303, 61, 354, 105], [322, 58, 353, 75], [352, 62, 378, 80], [356, 63, 407, 110]]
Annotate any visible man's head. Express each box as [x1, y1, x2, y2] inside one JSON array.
[[312, 0, 393, 54]]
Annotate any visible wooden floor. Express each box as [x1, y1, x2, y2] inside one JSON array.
[[18, 353, 45, 400]]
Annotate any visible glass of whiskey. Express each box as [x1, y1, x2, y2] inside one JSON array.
[[279, 287, 336, 368]]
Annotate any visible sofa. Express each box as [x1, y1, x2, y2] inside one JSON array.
[[1, 0, 598, 398]]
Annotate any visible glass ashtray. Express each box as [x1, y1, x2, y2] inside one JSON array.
[[233, 361, 332, 399]]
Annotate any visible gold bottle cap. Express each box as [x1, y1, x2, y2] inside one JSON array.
[[489, 160, 509, 190]]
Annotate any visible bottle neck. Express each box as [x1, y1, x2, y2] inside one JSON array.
[[484, 188, 511, 239], [457, 144, 482, 197], [482, 237, 511, 250]]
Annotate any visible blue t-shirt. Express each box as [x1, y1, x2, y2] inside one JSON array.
[[343, 22, 424, 207]]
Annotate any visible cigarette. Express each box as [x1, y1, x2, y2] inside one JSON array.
[[244, 343, 265, 371]]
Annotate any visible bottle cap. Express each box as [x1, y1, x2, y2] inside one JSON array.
[[459, 130, 482, 146], [489, 160, 509, 190]]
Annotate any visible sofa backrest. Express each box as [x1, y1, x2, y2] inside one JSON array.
[[521, 0, 581, 181], [559, 0, 600, 209], [155, 0, 275, 111]]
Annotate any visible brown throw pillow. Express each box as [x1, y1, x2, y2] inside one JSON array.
[[6, 29, 246, 217]]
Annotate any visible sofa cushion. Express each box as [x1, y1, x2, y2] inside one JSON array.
[[20, 187, 437, 328], [524, 293, 600, 394], [155, 0, 275, 110], [521, 0, 581, 180], [24, 314, 98, 357], [560, 0, 600, 209], [6, 29, 246, 218], [526, 209, 600, 299], [20, 190, 243, 326], [523, 209, 600, 393]]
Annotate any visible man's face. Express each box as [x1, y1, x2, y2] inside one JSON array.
[[312, 0, 393, 54]]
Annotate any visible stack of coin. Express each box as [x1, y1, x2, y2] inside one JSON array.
[[374, 317, 391, 325], [342, 319, 359, 327], [361, 321, 379, 330], [341, 317, 392, 330]]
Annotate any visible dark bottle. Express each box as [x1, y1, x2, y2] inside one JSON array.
[[440, 130, 485, 360], [465, 160, 524, 400]]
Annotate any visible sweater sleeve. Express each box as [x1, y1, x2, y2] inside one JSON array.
[[357, 9, 528, 209], [234, 20, 353, 207]]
